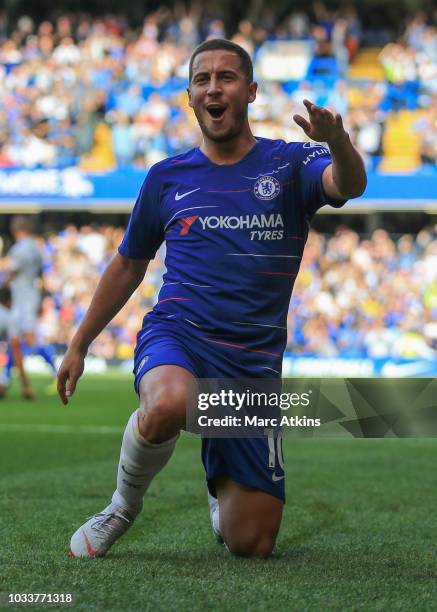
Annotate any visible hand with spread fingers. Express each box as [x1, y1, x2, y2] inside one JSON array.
[[293, 99, 348, 146]]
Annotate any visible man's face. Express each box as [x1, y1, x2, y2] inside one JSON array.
[[188, 50, 257, 142]]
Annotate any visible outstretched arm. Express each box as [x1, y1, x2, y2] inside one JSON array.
[[293, 99, 367, 200], [57, 253, 148, 405]]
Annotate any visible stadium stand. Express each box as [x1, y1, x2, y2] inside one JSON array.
[[1, 4, 437, 370], [0, 5, 436, 172], [2, 222, 436, 364]]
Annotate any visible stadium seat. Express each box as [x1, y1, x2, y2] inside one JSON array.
[[347, 48, 385, 81], [79, 123, 116, 171], [379, 110, 424, 173]]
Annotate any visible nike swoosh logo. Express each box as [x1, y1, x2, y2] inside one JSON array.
[[175, 188, 200, 201], [82, 529, 97, 557], [272, 472, 285, 482]]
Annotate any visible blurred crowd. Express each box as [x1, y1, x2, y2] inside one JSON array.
[[0, 5, 436, 171], [11, 223, 436, 362], [289, 226, 437, 359], [379, 11, 437, 91]]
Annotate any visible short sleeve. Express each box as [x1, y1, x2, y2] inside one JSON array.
[[290, 142, 347, 218], [118, 166, 164, 260]]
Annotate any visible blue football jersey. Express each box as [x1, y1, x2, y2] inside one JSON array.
[[119, 137, 346, 357]]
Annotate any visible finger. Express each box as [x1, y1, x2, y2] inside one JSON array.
[[305, 103, 330, 126], [318, 107, 335, 123], [302, 99, 316, 114], [57, 369, 69, 405], [312, 106, 334, 124], [303, 100, 327, 120], [320, 110, 336, 125], [335, 113, 344, 129], [293, 114, 311, 133], [66, 373, 79, 399]]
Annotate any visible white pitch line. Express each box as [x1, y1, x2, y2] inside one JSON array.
[[0, 424, 123, 435]]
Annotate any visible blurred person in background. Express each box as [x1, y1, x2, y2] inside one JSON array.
[[0, 216, 57, 391], [0, 285, 34, 399]]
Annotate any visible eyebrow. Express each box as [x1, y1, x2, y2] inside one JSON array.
[[192, 69, 239, 79]]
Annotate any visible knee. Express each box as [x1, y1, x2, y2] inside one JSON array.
[[226, 532, 276, 559], [139, 383, 186, 443]]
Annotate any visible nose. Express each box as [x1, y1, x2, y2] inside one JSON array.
[[207, 75, 222, 96]]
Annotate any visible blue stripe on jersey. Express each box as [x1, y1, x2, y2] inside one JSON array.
[[119, 137, 346, 356]]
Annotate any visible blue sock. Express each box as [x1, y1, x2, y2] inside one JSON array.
[[5, 346, 14, 382], [34, 344, 57, 375], [20, 342, 32, 356]]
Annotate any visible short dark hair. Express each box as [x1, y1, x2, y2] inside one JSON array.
[[189, 39, 253, 83], [10, 215, 34, 234]]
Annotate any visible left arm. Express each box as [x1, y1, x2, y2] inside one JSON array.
[[293, 99, 367, 200], [0, 256, 12, 272], [0, 256, 17, 285]]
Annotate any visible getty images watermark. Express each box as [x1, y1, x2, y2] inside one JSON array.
[[188, 378, 437, 439], [197, 389, 319, 427], [185, 380, 321, 437]]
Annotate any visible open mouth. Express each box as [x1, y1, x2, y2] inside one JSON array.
[[206, 105, 227, 120]]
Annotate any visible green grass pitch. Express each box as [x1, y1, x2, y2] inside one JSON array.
[[1, 374, 436, 611]]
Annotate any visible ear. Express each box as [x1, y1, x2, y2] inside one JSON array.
[[187, 87, 193, 108], [248, 81, 258, 104]]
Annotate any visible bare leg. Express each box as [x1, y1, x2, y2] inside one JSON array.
[[137, 365, 194, 442], [215, 477, 283, 558]]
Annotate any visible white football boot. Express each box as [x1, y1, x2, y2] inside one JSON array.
[[208, 492, 223, 544], [69, 503, 135, 558]]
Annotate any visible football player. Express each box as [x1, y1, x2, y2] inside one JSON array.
[[0, 216, 57, 387], [0, 286, 34, 399], [58, 39, 366, 558]]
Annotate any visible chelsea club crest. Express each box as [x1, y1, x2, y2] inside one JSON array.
[[253, 175, 281, 200]]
